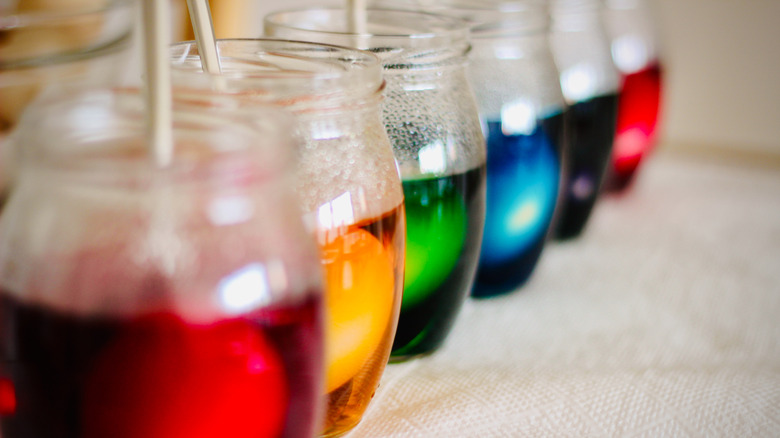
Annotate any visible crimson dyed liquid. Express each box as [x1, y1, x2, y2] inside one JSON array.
[[606, 62, 663, 191], [0, 291, 322, 438]]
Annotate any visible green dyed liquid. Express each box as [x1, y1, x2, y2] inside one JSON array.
[[392, 166, 486, 358]]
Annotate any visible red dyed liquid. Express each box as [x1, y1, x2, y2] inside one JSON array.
[[0, 291, 323, 438], [606, 62, 663, 191]]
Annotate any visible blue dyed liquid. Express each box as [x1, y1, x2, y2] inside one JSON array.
[[472, 112, 565, 298]]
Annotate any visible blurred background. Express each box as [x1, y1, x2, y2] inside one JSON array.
[[172, 0, 780, 160]]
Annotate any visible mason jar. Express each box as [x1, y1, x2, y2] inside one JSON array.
[[265, 8, 487, 365], [170, 39, 405, 438], [0, 88, 325, 438], [602, 0, 664, 191], [0, 0, 134, 194], [548, 0, 620, 239]]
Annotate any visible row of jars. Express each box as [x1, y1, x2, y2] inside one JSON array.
[[0, 0, 662, 437]]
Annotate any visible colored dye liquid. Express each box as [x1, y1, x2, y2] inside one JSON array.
[[317, 205, 404, 437], [391, 165, 486, 359], [473, 112, 565, 298], [555, 93, 619, 239], [0, 291, 323, 438], [606, 62, 663, 191]]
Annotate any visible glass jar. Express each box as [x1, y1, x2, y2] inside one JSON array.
[[0, 0, 134, 192], [265, 8, 487, 365], [0, 88, 324, 438], [548, 0, 620, 239], [170, 39, 405, 438], [602, 0, 664, 191], [413, 0, 567, 297]]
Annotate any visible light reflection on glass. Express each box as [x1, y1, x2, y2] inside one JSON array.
[[508, 199, 541, 233], [560, 63, 598, 102], [611, 34, 648, 73], [218, 263, 272, 314], [311, 120, 342, 140], [494, 46, 525, 60], [317, 191, 355, 230], [208, 195, 254, 226], [500, 100, 536, 136], [418, 140, 448, 174]]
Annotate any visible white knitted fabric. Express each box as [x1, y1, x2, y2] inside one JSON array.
[[348, 150, 780, 437]]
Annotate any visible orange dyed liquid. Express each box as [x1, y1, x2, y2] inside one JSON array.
[[317, 204, 404, 437]]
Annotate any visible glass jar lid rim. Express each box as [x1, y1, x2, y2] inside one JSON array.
[[0, 0, 130, 29], [170, 38, 384, 102], [265, 7, 471, 41], [434, 1, 550, 35]]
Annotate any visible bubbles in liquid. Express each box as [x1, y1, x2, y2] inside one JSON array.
[[295, 121, 403, 222], [382, 71, 485, 177]]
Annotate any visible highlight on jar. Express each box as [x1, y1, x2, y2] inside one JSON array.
[[170, 38, 405, 437]]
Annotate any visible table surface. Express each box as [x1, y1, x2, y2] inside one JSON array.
[[348, 148, 780, 437]]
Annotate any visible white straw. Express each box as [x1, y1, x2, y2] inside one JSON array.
[[186, 0, 222, 74], [141, 0, 173, 168], [347, 0, 367, 35]]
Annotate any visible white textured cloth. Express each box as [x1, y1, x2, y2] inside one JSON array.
[[349, 149, 780, 437]]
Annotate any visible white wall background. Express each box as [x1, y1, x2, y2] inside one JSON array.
[[653, 0, 780, 156], [207, 0, 780, 156]]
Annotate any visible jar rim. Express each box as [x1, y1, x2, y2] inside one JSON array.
[[429, 1, 551, 37], [264, 7, 470, 48], [0, 0, 133, 70], [264, 8, 472, 70], [170, 39, 384, 110]]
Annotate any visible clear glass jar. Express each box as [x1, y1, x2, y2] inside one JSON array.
[[0, 0, 134, 192], [265, 8, 487, 365], [170, 39, 405, 438], [602, 0, 664, 191], [0, 88, 324, 438], [413, 0, 567, 297], [548, 0, 620, 239]]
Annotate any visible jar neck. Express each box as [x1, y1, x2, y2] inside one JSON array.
[[173, 81, 386, 116], [19, 150, 283, 195], [376, 42, 471, 73], [436, 1, 551, 39], [605, 0, 646, 10], [550, 0, 604, 32], [12, 88, 294, 191]]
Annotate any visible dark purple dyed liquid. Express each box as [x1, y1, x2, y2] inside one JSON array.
[[0, 291, 322, 438], [555, 93, 619, 239]]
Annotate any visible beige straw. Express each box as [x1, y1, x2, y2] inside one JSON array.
[[141, 0, 173, 168], [186, 0, 222, 74], [347, 0, 367, 35]]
